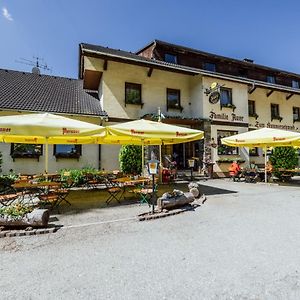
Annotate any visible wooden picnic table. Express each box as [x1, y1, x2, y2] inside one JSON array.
[[12, 181, 70, 211]]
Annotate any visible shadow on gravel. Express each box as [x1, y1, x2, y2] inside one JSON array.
[[49, 182, 236, 216], [197, 184, 237, 196]]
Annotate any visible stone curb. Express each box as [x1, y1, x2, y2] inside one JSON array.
[[138, 204, 199, 221], [0, 226, 59, 238]]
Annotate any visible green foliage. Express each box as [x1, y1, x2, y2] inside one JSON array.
[[59, 167, 100, 187], [0, 203, 34, 219], [0, 173, 18, 186], [0, 151, 2, 172], [269, 147, 298, 180], [59, 168, 86, 187], [119, 145, 142, 175]]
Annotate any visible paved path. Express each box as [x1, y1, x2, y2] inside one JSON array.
[[1, 180, 300, 299]]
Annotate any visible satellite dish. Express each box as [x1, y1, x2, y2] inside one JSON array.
[[32, 67, 40, 75]]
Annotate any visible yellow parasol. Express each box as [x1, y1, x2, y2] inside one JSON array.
[[103, 119, 204, 176], [103, 119, 204, 145], [0, 113, 106, 174], [221, 127, 300, 182]]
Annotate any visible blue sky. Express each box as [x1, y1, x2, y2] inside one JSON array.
[[1, 0, 300, 79]]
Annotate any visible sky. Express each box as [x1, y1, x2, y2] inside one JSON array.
[[1, 0, 300, 79]]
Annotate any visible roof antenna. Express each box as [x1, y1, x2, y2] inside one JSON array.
[[15, 56, 52, 74]]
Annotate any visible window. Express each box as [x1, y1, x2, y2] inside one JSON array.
[[217, 130, 238, 155], [164, 53, 177, 64], [220, 88, 232, 106], [271, 103, 280, 118], [267, 75, 276, 84], [292, 80, 299, 89], [54, 144, 82, 158], [203, 62, 216, 72], [10, 143, 43, 159], [293, 107, 300, 122], [248, 100, 256, 116], [167, 88, 181, 110], [125, 82, 142, 105]]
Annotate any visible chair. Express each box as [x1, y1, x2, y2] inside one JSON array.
[[104, 178, 123, 204], [133, 184, 158, 206], [0, 184, 20, 206]]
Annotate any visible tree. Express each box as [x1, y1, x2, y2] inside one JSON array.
[[269, 147, 298, 181], [119, 145, 142, 175]]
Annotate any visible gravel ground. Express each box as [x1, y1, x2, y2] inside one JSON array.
[[1, 179, 300, 299]]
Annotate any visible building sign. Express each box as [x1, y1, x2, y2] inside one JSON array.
[[249, 121, 299, 131], [205, 82, 223, 104], [209, 111, 244, 122]]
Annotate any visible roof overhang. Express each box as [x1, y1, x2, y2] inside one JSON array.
[[79, 44, 300, 96]]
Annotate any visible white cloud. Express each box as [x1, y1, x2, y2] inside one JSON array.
[[2, 7, 13, 21]]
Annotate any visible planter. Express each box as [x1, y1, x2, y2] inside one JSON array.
[[0, 209, 49, 228]]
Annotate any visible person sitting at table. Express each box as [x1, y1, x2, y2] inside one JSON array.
[[228, 161, 241, 181], [266, 160, 273, 173], [245, 161, 259, 183]]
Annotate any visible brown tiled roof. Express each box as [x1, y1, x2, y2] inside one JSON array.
[[80, 43, 199, 76], [0, 69, 107, 117]]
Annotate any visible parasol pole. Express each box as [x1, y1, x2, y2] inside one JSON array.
[[141, 139, 144, 176], [264, 146, 267, 183], [45, 138, 49, 181], [158, 107, 163, 183]]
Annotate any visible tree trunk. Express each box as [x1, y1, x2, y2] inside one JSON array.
[[0, 209, 49, 228]]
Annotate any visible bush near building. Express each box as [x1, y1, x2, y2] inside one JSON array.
[[119, 145, 142, 175], [269, 147, 298, 181]]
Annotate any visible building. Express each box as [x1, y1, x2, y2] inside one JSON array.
[[79, 40, 300, 176], [0, 69, 107, 174], [2, 39, 300, 176]]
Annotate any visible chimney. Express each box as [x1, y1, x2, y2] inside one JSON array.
[[244, 58, 254, 63]]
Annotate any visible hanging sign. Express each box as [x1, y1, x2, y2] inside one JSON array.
[[205, 82, 223, 104]]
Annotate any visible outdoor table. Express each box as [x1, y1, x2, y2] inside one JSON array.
[[12, 181, 71, 210], [111, 177, 151, 200], [104, 177, 150, 204]]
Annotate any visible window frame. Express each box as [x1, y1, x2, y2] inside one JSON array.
[[248, 100, 258, 118], [203, 62, 216, 72], [166, 88, 182, 111], [217, 130, 239, 156], [271, 103, 282, 121], [292, 80, 299, 89], [53, 144, 82, 159], [10, 143, 43, 160], [164, 53, 178, 64], [266, 75, 276, 84], [220, 87, 233, 107], [293, 107, 300, 122], [125, 82, 142, 106]]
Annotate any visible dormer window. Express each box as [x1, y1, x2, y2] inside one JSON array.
[[292, 80, 299, 89], [203, 62, 216, 72], [164, 53, 177, 64], [267, 75, 276, 84]]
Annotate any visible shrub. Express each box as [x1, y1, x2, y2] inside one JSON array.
[[269, 147, 298, 180], [59, 168, 86, 187], [119, 145, 142, 175]]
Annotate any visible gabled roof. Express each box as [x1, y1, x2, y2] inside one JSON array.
[[0, 69, 107, 117]]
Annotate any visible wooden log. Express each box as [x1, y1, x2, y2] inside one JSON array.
[[158, 191, 194, 211], [0, 209, 49, 228]]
